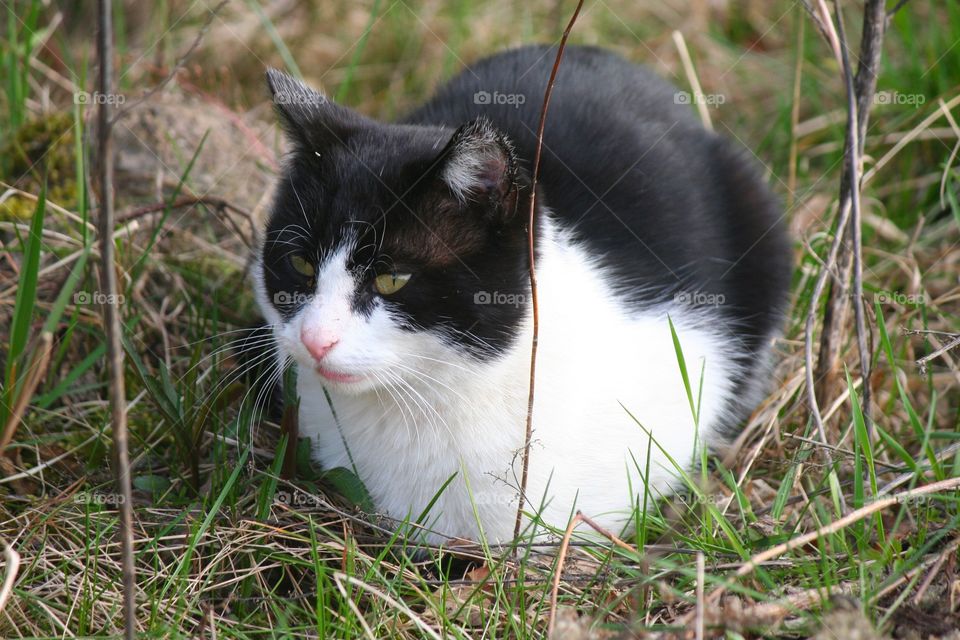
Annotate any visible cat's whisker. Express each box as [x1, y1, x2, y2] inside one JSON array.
[[169, 325, 273, 351], [247, 354, 289, 445], [265, 222, 311, 237], [389, 362, 473, 407], [197, 343, 280, 412], [288, 177, 314, 234], [239, 350, 287, 444], [265, 224, 312, 246], [176, 333, 278, 384], [396, 352, 475, 374], [176, 335, 279, 389], [383, 366, 454, 442], [370, 370, 417, 446]]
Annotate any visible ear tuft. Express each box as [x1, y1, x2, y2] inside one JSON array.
[[266, 69, 327, 133], [265, 68, 361, 151], [440, 118, 520, 205]]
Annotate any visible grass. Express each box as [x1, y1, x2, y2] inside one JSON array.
[[1, 0, 959, 638]]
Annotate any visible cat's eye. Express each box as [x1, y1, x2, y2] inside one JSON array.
[[290, 254, 315, 279], [374, 272, 411, 295]]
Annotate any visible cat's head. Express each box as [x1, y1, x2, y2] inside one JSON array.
[[253, 70, 536, 392]]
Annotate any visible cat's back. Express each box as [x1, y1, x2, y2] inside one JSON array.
[[402, 45, 702, 166]]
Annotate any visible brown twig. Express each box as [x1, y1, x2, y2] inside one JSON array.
[[114, 194, 255, 249], [514, 0, 585, 543], [803, 0, 887, 489], [813, 0, 885, 412], [887, 0, 912, 19], [915, 333, 960, 377], [115, 195, 252, 223], [803, 198, 850, 480], [832, 0, 873, 440], [95, 2, 136, 637], [110, 0, 228, 124]]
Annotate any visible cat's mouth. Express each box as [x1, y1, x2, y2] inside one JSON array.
[[315, 364, 364, 385]]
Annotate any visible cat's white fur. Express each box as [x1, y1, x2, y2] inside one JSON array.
[[253, 218, 748, 545]]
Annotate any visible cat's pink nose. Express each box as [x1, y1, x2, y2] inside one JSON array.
[[301, 326, 339, 362]]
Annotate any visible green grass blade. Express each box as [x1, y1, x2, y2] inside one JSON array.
[[2, 185, 46, 426]]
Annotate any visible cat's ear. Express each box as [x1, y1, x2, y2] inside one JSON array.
[[437, 118, 526, 220], [266, 69, 361, 151]]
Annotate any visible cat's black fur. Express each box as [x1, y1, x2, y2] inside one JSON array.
[[401, 46, 791, 354]]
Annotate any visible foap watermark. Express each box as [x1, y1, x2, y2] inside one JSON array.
[[874, 91, 926, 107], [75, 491, 126, 505], [674, 290, 726, 307], [474, 290, 527, 307], [274, 91, 327, 107], [74, 291, 125, 305], [273, 291, 314, 306], [275, 490, 323, 507], [474, 90, 526, 108], [891, 493, 932, 507], [674, 91, 726, 107], [673, 490, 729, 507], [874, 291, 927, 306], [74, 90, 126, 106], [473, 491, 517, 506]]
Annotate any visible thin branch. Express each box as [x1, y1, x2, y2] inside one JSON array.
[[813, 0, 886, 409], [110, 0, 228, 124], [95, 2, 136, 637], [114, 194, 255, 249], [887, 0, 912, 19], [514, 0, 585, 543], [804, 196, 850, 475], [833, 1, 872, 438], [916, 334, 960, 377]]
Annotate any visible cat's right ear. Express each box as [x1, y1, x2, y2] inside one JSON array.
[[266, 69, 361, 151], [434, 118, 528, 224]]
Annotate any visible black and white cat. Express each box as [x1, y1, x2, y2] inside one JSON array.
[[253, 46, 791, 544]]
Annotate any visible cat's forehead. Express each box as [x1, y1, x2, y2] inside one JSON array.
[[269, 167, 489, 268]]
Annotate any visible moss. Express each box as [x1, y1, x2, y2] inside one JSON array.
[[0, 111, 78, 221]]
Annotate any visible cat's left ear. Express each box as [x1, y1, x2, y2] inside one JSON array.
[[266, 68, 363, 151], [436, 118, 526, 221]]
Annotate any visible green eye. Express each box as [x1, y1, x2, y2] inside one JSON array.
[[290, 254, 315, 278], [374, 272, 411, 295]]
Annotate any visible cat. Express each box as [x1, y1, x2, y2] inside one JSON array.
[[252, 45, 791, 545]]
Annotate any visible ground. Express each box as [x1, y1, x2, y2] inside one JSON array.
[[0, 0, 958, 638]]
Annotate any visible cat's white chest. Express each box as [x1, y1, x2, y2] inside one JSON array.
[[295, 235, 744, 544], [297, 363, 529, 542]]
